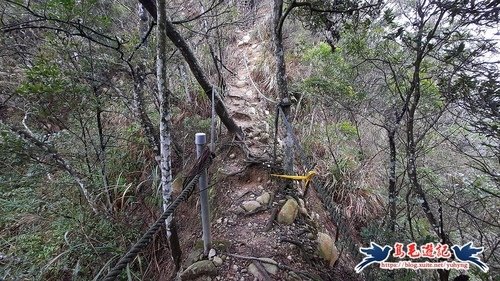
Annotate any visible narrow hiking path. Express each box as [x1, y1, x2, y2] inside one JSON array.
[[176, 6, 355, 281], [225, 29, 272, 158], [176, 12, 352, 280]]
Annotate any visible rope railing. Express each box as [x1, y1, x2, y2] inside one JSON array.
[[98, 148, 214, 281]]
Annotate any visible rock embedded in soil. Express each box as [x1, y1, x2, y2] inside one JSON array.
[[180, 260, 217, 280], [241, 200, 261, 212], [277, 198, 299, 225], [317, 232, 339, 267], [213, 256, 223, 266], [256, 192, 271, 205], [208, 248, 216, 260]]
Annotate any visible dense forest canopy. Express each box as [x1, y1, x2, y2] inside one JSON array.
[[0, 0, 498, 280]]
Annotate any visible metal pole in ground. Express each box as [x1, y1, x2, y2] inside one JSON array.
[[195, 133, 212, 255]]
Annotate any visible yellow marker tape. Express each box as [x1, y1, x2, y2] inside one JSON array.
[[270, 170, 317, 188]]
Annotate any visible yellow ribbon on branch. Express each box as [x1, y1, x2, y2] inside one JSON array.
[[270, 171, 317, 192]]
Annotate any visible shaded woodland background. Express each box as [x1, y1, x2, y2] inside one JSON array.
[[0, 0, 498, 280]]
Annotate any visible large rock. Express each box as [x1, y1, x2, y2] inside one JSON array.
[[241, 200, 261, 212], [317, 232, 339, 267], [180, 260, 217, 280], [277, 199, 299, 225]]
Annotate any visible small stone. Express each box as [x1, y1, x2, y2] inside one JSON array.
[[216, 218, 223, 224], [248, 107, 257, 115], [241, 34, 251, 44], [241, 200, 261, 212], [229, 153, 236, 159], [213, 256, 223, 266], [257, 185, 264, 190], [208, 249, 217, 260], [232, 264, 239, 271], [277, 198, 299, 225], [287, 255, 293, 261], [172, 177, 183, 194], [257, 177, 262, 182], [256, 192, 271, 205], [241, 268, 248, 273], [264, 110, 270, 115]]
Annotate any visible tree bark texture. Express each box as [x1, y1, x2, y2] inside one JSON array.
[[157, 0, 181, 270]]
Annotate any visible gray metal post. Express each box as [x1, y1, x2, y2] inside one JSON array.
[[195, 133, 212, 255]]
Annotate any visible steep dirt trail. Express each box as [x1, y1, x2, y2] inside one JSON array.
[[177, 6, 350, 281], [225, 29, 272, 158]]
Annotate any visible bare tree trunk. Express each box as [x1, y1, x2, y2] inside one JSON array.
[[388, 128, 397, 233], [406, 51, 449, 279], [156, 0, 181, 270], [95, 97, 112, 211], [273, 0, 293, 174]]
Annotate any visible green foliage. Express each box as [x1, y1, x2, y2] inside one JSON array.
[[302, 42, 333, 61], [299, 42, 364, 103], [338, 121, 357, 137]]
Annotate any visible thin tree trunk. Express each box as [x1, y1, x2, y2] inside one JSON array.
[[406, 65, 449, 279], [388, 128, 397, 233], [273, 0, 293, 174], [95, 103, 112, 210], [156, 0, 181, 270]]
